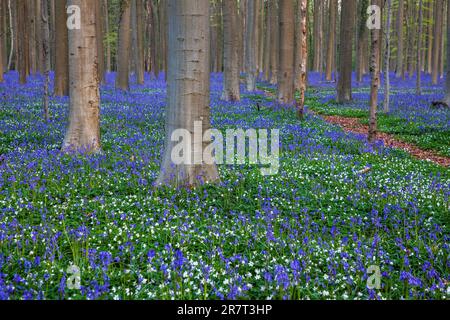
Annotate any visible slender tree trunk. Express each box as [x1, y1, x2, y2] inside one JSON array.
[[131, 0, 144, 84], [1, 0, 7, 72], [156, 0, 219, 188], [445, 0, 450, 105], [29, 0, 37, 75], [312, 0, 321, 72], [116, 0, 132, 90], [95, 0, 105, 84], [221, 0, 240, 101], [54, 0, 69, 96], [0, 0, 3, 82], [41, 0, 50, 121], [426, 0, 433, 74], [395, 0, 404, 78], [416, 0, 423, 95], [35, 0, 43, 74], [104, 0, 111, 73], [432, 0, 443, 85], [337, 0, 356, 103], [245, 0, 258, 91], [7, 0, 13, 71], [63, 0, 101, 154], [150, 0, 159, 78], [296, 0, 308, 119], [356, 0, 369, 82], [384, 0, 392, 113], [263, 1, 271, 81], [325, 0, 337, 81], [16, 0, 27, 84], [277, 0, 295, 103], [369, 0, 381, 143], [269, 0, 278, 84]]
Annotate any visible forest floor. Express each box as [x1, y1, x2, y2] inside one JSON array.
[[0, 72, 449, 300]]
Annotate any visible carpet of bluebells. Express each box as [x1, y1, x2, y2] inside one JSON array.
[[307, 72, 450, 157], [0, 71, 449, 300]]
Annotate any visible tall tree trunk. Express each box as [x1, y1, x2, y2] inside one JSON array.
[[445, 0, 450, 105], [245, 0, 258, 91], [325, 0, 337, 81], [16, 0, 27, 84], [41, 0, 50, 121], [104, 0, 111, 73], [156, 0, 219, 188], [416, 0, 423, 95], [54, 0, 69, 96], [29, 0, 37, 75], [384, 0, 392, 113], [63, 0, 101, 154], [426, 0, 433, 74], [149, 0, 159, 78], [368, 0, 381, 143], [1, 0, 7, 72], [277, 0, 295, 103], [116, 0, 132, 90], [356, 0, 369, 82], [269, 0, 278, 84], [0, 0, 3, 82], [221, 0, 240, 101], [432, 0, 443, 85], [131, 0, 144, 84], [7, 0, 14, 71], [337, 0, 356, 103], [312, 0, 322, 72], [296, 0, 308, 119], [35, 0, 43, 74], [395, 0, 404, 78], [263, 0, 271, 81], [95, 0, 105, 84]]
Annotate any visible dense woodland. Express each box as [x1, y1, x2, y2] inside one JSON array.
[[0, 0, 449, 301]]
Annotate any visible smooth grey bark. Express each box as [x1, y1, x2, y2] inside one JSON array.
[[337, 0, 356, 103], [325, 0, 337, 82], [131, 0, 144, 84], [116, 0, 131, 90], [277, 0, 295, 104], [269, 0, 278, 84], [62, 0, 101, 154], [221, 0, 240, 101], [54, 0, 69, 96], [396, 0, 404, 78], [369, 0, 381, 143], [384, 0, 392, 113], [446, 0, 450, 105], [245, 0, 258, 91], [156, 0, 219, 188], [417, 0, 423, 95], [41, 0, 50, 121]]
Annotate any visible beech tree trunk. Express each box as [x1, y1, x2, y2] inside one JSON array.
[[104, 0, 111, 73], [417, 0, 423, 95], [0, 1, 3, 82], [369, 0, 381, 143], [432, 0, 443, 85], [277, 0, 295, 104], [269, 0, 278, 84], [337, 0, 356, 103], [156, 0, 219, 188], [245, 0, 258, 91], [95, 0, 105, 84], [116, 0, 132, 90], [54, 0, 68, 96], [446, 0, 450, 105], [131, 0, 144, 84], [325, 0, 337, 82], [222, 0, 240, 101], [384, 0, 392, 113], [356, 0, 369, 82], [16, 0, 27, 84], [62, 0, 101, 154], [41, 0, 50, 121], [396, 0, 404, 78], [296, 0, 308, 119]]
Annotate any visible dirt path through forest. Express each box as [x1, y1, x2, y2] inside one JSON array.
[[258, 87, 449, 167], [318, 114, 450, 167]]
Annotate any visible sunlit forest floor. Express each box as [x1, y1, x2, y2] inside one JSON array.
[[0, 72, 449, 300]]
